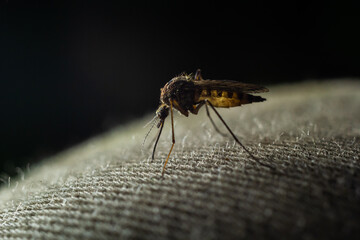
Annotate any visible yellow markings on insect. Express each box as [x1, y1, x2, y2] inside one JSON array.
[[221, 91, 228, 98], [199, 90, 242, 108], [201, 89, 209, 96]]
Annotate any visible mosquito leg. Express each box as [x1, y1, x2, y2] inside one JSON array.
[[162, 101, 175, 176], [190, 101, 205, 115], [190, 101, 226, 136], [151, 120, 165, 161], [204, 102, 228, 137], [205, 100, 275, 170]]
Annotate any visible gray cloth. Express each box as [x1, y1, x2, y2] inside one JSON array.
[[0, 80, 359, 240]]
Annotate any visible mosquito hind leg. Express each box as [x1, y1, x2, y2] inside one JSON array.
[[205, 100, 275, 170], [204, 102, 227, 137]]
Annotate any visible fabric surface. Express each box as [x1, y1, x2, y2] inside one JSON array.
[[0, 80, 359, 240]]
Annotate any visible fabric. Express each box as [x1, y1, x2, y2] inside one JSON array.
[[0, 80, 359, 239]]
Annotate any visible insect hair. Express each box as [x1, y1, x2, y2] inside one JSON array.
[[141, 114, 159, 152], [177, 72, 194, 80]]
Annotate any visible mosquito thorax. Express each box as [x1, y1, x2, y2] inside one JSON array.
[[160, 76, 195, 107]]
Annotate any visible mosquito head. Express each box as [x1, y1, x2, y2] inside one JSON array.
[[142, 105, 168, 152], [156, 104, 169, 127]]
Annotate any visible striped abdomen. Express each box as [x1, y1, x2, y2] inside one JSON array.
[[195, 89, 266, 108]]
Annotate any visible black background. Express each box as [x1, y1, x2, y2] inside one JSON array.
[[1, 0, 359, 178]]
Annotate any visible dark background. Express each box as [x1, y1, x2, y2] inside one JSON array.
[[0, 0, 359, 178]]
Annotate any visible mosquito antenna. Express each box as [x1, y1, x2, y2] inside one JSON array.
[[142, 115, 159, 152], [143, 114, 158, 129], [152, 120, 165, 161]]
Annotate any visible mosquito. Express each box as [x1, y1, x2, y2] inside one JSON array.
[[146, 69, 271, 176]]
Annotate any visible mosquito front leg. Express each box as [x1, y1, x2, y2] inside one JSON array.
[[190, 100, 227, 136], [162, 101, 175, 176], [152, 120, 164, 161]]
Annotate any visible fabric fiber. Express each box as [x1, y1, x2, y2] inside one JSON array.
[[0, 80, 359, 239]]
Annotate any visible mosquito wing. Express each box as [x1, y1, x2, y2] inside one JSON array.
[[193, 79, 269, 93], [193, 79, 269, 108]]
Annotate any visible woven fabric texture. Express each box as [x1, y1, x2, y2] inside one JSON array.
[[0, 80, 359, 239]]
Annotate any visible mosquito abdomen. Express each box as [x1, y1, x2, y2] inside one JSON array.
[[196, 89, 265, 108]]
